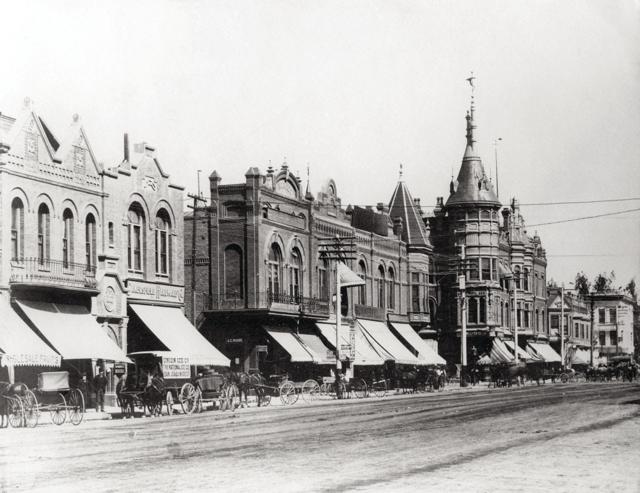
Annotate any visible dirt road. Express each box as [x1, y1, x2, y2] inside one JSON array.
[[1, 382, 639, 492]]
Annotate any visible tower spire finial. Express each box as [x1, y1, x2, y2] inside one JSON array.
[[465, 71, 477, 148], [399, 163, 403, 181]]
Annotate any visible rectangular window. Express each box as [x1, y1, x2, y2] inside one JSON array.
[[610, 331, 617, 346], [411, 285, 420, 312], [491, 258, 497, 280], [574, 322, 579, 338], [599, 332, 606, 346], [609, 308, 616, 323], [481, 258, 491, 280], [133, 225, 141, 271], [479, 297, 486, 323], [598, 308, 605, 324], [550, 314, 559, 329]]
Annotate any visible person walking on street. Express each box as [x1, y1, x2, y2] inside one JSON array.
[[93, 370, 108, 412]]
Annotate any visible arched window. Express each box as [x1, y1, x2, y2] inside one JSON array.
[[267, 243, 283, 297], [357, 260, 367, 305], [11, 198, 24, 260], [155, 210, 171, 276], [37, 204, 51, 265], [289, 248, 302, 300], [224, 245, 243, 299], [318, 258, 329, 301], [535, 309, 539, 330], [387, 267, 395, 310], [523, 268, 530, 292], [85, 213, 97, 270], [468, 298, 478, 324], [376, 265, 385, 309], [127, 204, 145, 272], [62, 209, 74, 268]]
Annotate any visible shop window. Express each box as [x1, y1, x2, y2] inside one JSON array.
[[11, 198, 24, 260]]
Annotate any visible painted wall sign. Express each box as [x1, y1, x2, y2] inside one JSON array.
[[128, 280, 184, 303]]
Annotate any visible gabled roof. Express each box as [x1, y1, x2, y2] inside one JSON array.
[[54, 114, 102, 174], [388, 180, 431, 248]]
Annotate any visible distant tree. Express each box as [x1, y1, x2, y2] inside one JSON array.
[[625, 279, 637, 300], [594, 271, 616, 293], [574, 272, 590, 296]]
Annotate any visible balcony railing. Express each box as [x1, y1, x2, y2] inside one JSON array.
[[10, 257, 97, 290], [200, 291, 330, 316]]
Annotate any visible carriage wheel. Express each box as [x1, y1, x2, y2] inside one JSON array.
[[226, 384, 240, 411], [372, 379, 387, 398], [22, 390, 40, 428], [279, 381, 298, 405], [319, 382, 332, 398], [68, 389, 85, 426], [166, 391, 175, 416], [301, 380, 320, 403], [179, 383, 198, 415], [50, 394, 67, 425], [8, 398, 24, 428], [351, 378, 367, 399], [560, 373, 569, 384]]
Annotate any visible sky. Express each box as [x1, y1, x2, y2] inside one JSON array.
[[1, 0, 639, 288]]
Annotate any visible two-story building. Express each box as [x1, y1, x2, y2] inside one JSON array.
[[592, 291, 635, 360], [185, 164, 444, 379]]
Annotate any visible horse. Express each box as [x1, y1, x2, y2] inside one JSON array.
[[141, 374, 166, 416], [0, 382, 29, 428]]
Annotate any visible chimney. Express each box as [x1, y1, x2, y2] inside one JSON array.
[[123, 133, 129, 162], [502, 208, 511, 229], [393, 217, 404, 237]]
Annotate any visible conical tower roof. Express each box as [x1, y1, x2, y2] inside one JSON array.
[[445, 84, 501, 208], [388, 175, 431, 249]]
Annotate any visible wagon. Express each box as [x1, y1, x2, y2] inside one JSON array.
[[180, 372, 239, 414], [16, 371, 85, 427], [245, 373, 299, 406]]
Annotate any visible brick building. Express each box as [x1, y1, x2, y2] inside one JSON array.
[[185, 164, 444, 378], [429, 89, 549, 367], [0, 99, 225, 401], [546, 287, 593, 366]]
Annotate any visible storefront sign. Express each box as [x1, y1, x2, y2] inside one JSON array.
[[114, 362, 127, 375], [128, 280, 184, 303], [162, 356, 190, 379], [349, 327, 356, 359]]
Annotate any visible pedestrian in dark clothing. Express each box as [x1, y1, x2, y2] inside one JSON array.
[[93, 370, 108, 412]]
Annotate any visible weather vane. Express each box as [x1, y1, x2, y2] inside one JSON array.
[[399, 163, 403, 180]]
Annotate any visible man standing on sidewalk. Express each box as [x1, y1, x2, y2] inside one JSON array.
[[93, 370, 108, 412]]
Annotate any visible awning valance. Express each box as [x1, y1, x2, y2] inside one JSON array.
[[390, 322, 446, 366], [316, 322, 385, 366], [129, 304, 229, 367], [264, 327, 315, 363], [16, 300, 131, 363], [527, 342, 562, 363], [0, 300, 61, 368], [358, 319, 421, 365]]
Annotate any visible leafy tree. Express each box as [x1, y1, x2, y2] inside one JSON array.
[[594, 271, 615, 293], [625, 278, 637, 300], [574, 272, 590, 296]]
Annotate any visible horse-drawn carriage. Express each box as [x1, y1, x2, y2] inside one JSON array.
[[117, 353, 239, 417], [0, 371, 84, 428]]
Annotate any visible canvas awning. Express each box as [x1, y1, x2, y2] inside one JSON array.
[[526, 342, 562, 363], [390, 322, 446, 365], [316, 322, 385, 366], [337, 262, 366, 287], [0, 300, 61, 367], [503, 340, 531, 361], [264, 327, 315, 363], [129, 304, 229, 366], [298, 333, 335, 365], [490, 338, 515, 364], [358, 319, 421, 365], [16, 300, 131, 363], [571, 348, 590, 365]]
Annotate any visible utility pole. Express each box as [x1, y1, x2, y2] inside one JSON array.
[[560, 285, 565, 369], [589, 293, 595, 367], [458, 244, 467, 387], [513, 273, 519, 364], [318, 235, 356, 399], [188, 191, 207, 324]]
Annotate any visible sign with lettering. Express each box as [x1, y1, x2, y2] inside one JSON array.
[[127, 280, 184, 303], [349, 326, 356, 359], [114, 362, 126, 375], [162, 356, 190, 379]]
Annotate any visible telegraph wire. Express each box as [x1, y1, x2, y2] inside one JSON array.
[[526, 207, 640, 227]]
